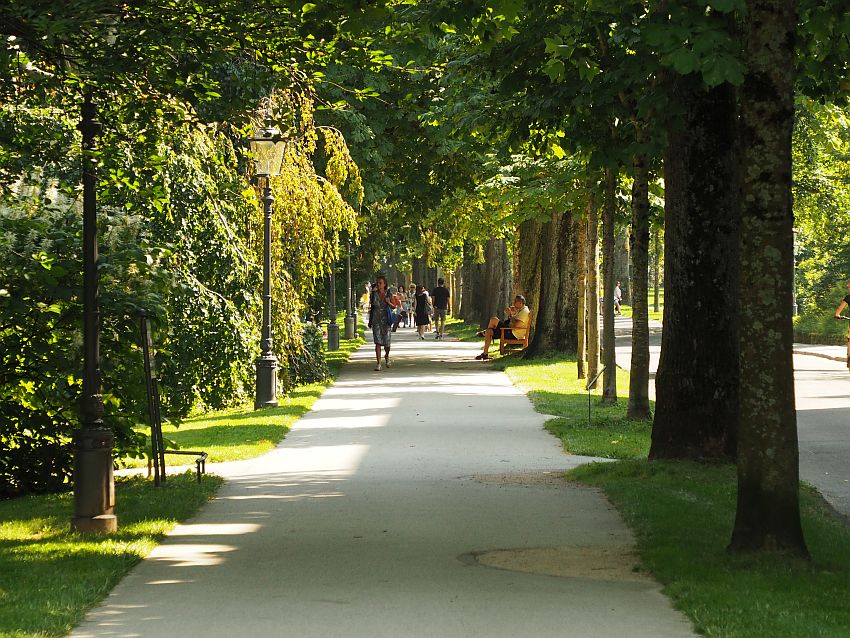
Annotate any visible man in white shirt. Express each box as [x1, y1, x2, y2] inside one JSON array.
[[475, 295, 530, 360], [614, 282, 622, 316]]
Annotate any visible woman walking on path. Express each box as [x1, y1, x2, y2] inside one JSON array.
[[397, 283, 410, 329], [414, 284, 430, 340], [369, 276, 399, 371]]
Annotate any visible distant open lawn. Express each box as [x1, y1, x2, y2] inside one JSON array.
[[491, 339, 850, 637], [0, 473, 221, 637], [619, 287, 664, 322], [120, 318, 365, 468]]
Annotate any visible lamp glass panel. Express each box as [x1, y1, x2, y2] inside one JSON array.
[[250, 128, 287, 176]]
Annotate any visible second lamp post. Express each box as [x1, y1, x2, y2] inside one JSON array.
[[249, 127, 287, 409]]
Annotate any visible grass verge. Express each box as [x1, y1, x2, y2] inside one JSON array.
[[121, 316, 365, 468], [495, 353, 652, 460], [573, 460, 850, 637], [0, 472, 222, 638]]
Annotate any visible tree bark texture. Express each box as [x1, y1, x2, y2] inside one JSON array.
[[614, 227, 631, 305], [728, 0, 806, 556], [653, 227, 661, 313], [484, 238, 512, 320], [462, 239, 511, 327], [458, 256, 485, 326], [577, 214, 588, 379], [586, 192, 600, 385], [518, 212, 580, 357], [601, 168, 617, 404], [628, 155, 652, 419], [649, 73, 740, 461]]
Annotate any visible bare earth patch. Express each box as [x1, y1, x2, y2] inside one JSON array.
[[470, 470, 569, 487], [473, 546, 648, 582], [466, 471, 647, 582]]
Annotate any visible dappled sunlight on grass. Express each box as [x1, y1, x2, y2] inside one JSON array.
[[0, 474, 221, 637]]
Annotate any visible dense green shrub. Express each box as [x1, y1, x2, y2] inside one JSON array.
[[0, 205, 166, 496], [287, 322, 329, 387]]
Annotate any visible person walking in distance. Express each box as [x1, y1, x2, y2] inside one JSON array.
[[413, 284, 430, 340], [614, 281, 623, 316], [431, 278, 451, 339], [369, 275, 399, 371]]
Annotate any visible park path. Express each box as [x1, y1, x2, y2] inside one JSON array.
[[73, 327, 694, 638]]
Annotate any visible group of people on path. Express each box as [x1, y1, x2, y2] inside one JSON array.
[[367, 274, 531, 369], [367, 276, 451, 371]]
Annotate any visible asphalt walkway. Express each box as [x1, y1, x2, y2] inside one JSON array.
[[73, 326, 694, 638]]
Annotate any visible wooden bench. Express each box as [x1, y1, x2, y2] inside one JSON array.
[[499, 323, 531, 355]]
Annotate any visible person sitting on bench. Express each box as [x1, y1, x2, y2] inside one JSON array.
[[475, 295, 530, 360]]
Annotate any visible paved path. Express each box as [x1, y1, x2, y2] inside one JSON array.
[[614, 316, 850, 518], [74, 328, 694, 638]]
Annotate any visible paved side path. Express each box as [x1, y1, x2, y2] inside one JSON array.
[[73, 329, 694, 638]]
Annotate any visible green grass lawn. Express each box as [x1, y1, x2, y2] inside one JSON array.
[[0, 473, 221, 638], [121, 317, 365, 468], [496, 355, 651, 459], [499, 347, 850, 637], [444, 315, 481, 342], [574, 461, 850, 637]]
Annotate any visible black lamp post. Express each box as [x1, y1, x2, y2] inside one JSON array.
[[248, 127, 287, 409], [72, 91, 117, 534], [328, 264, 340, 351], [344, 246, 355, 339]]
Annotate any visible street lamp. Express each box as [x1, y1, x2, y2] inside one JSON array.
[[71, 90, 117, 534], [344, 245, 355, 339], [248, 126, 287, 409], [328, 264, 340, 351]]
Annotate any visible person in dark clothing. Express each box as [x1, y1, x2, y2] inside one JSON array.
[[413, 285, 430, 340], [431, 278, 451, 339]]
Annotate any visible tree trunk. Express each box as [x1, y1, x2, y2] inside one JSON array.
[[728, 0, 806, 556], [628, 155, 651, 418], [601, 167, 617, 404], [614, 227, 631, 305], [522, 212, 580, 357], [653, 227, 661, 313], [484, 238, 512, 319], [459, 255, 486, 326], [577, 213, 588, 379], [586, 191, 600, 385], [649, 70, 740, 461]]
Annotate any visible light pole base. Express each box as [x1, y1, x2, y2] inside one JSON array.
[[255, 355, 279, 409], [72, 427, 116, 534], [344, 315, 356, 340], [328, 321, 340, 351], [72, 514, 118, 534]]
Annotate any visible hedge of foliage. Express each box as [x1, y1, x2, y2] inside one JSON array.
[[1, 88, 361, 498]]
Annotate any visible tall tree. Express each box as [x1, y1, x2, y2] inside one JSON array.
[[729, 0, 806, 555], [650, 66, 740, 461], [586, 190, 601, 384], [628, 153, 652, 418], [577, 213, 589, 379], [601, 167, 618, 404]]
